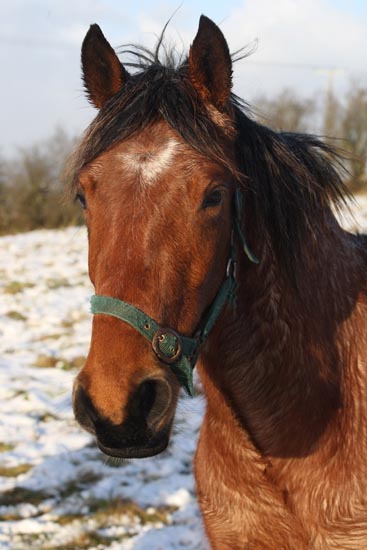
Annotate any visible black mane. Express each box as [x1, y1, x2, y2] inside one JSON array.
[[71, 44, 349, 279]]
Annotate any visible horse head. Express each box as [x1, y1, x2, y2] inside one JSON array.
[[72, 16, 243, 458]]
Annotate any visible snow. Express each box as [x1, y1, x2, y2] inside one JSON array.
[[0, 195, 366, 550]]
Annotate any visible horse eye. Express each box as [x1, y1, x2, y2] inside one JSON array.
[[75, 192, 87, 210], [202, 189, 224, 209]]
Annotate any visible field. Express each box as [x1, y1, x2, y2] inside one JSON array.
[[1, 196, 366, 550]]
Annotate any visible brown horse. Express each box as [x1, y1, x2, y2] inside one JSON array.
[[71, 15, 367, 549]]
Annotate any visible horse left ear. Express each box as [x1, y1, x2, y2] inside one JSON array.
[[189, 15, 232, 110], [81, 24, 129, 109]]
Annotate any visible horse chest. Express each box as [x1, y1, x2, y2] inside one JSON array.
[[194, 414, 367, 549]]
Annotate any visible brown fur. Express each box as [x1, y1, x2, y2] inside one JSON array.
[[71, 16, 367, 549], [195, 224, 367, 548]]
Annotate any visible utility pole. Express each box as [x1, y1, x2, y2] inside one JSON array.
[[316, 67, 344, 139]]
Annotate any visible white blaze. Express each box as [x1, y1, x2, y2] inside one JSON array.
[[120, 139, 179, 185]]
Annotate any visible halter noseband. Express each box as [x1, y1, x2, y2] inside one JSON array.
[[90, 190, 258, 397]]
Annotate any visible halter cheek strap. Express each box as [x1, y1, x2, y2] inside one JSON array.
[[90, 190, 258, 397]]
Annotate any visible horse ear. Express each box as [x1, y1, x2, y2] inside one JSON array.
[[189, 15, 232, 110], [81, 24, 129, 109]]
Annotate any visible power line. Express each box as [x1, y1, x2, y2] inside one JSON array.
[[0, 35, 74, 51]]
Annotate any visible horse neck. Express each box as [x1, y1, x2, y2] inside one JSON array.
[[201, 213, 367, 458]]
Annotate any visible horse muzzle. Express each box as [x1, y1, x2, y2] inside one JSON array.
[[73, 377, 174, 458]]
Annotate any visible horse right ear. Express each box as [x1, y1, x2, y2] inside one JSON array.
[[189, 15, 232, 110], [81, 24, 129, 109]]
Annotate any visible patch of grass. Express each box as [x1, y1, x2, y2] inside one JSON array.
[[13, 533, 42, 549], [61, 319, 75, 329], [61, 313, 89, 330], [60, 356, 86, 371], [54, 513, 85, 525], [34, 354, 86, 370], [72, 356, 86, 369], [89, 497, 176, 526], [35, 333, 64, 342], [34, 355, 59, 368], [42, 532, 116, 550], [12, 389, 28, 398], [16, 531, 72, 550], [37, 412, 58, 422], [0, 487, 51, 506], [3, 281, 34, 294], [46, 278, 72, 290], [0, 442, 15, 452], [59, 471, 102, 499], [59, 360, 75, 371], [0, 464, 32, 477], [0, 511, 24, 521], [6, 310, 27, 321]]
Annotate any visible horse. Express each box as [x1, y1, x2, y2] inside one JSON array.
[[70, 15, 367, 549]]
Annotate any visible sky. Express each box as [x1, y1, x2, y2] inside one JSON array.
[[1, 0, 367, 156]]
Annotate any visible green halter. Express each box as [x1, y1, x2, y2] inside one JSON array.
[[90, 190, 258, 397]]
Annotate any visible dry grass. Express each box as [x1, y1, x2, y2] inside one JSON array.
[[0, 464, 33, 477], [0, 442, 15, 452], [46, 278, 72, 290], [6, 311, 27, 321], [34, 355, 60, 368], [34, 355, 86, 370], [88, 496, 176, 526], [0, 487, 51, 507], [41, 532, 117, 550], [3, 281, 35, 294]]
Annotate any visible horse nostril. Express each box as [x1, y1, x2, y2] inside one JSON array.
[[73, 383, 98, 435], [138, 380, 157, 419], [133, 378, 172, 429]]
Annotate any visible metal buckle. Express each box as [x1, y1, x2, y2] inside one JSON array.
[[226, 257, 236, 279], [152, 328, 182, 364]]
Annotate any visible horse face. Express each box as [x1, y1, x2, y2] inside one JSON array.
[[72, 121, 233, 457], [72, 16, 235, 458]]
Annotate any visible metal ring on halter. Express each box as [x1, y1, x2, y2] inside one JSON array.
[[152, 328, 183, 364]]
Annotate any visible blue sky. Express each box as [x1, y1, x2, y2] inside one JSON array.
[[1, 0, 367, 155]]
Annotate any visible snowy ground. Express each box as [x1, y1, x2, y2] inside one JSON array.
[[0, 195, 366, 550]]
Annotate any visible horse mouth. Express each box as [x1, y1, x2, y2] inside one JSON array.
[[96, 433, 170, 459]]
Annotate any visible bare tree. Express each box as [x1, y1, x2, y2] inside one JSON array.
[[1, 128, 81, 234], [341, 84, 367, 190], [323, 87, 342, 141], [254, 89, 316, 133], [0, 154, 10, 233]]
